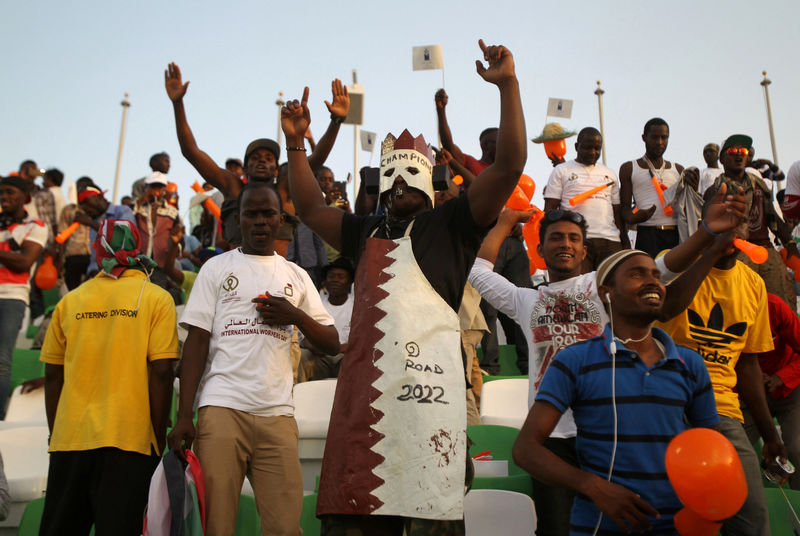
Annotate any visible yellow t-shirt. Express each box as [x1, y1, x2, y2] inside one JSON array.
[[656, 261, 773, 422], [41, 269, 179, 455]]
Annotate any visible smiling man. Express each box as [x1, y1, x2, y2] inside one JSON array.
[[169, 181, 338, 535], [512, 249, 721, 534], [469, 185, 747, 535], [545, 127, 628, 271]]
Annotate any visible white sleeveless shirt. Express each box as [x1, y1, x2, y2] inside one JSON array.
[[630, 159, 680, 226]]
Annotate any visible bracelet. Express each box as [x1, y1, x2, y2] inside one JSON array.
[[286, 146, 306, 152], [330, 113, 345, 125], [701, 220, 719, 237]]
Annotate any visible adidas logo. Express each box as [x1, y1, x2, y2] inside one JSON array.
[[687, 303, 747, 349]]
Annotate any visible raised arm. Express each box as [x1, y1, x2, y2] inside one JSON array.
[[477, 208, 533, 264], [466, 40, 527, 227], [441, 148, 477, 189], [306, 79, 349, 173], [657, 184, 747, 319], [660, 183, 746, 273], [165, 63, 240, 197], [435, 89, 466, 164], [283, 87, 345, 250]]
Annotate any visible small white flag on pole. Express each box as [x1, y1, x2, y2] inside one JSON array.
[[360, 130, 377, 152], [546, 98, 573, 119], [412, 45, 444, 71]]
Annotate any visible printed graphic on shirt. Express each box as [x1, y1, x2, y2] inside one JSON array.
[[221, 272, 240, 303], [687, 303, 746, 365], [530, 289, 603, 389]]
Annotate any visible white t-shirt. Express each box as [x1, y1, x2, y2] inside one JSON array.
[[469, 258, 608, 438], [322, 292, 353, 345], [180, 249, 334, 417], [545, 160, 621, 242], [699, 167, 724, 195], [786, 160, 800, 197], [0, 216, 48, 303], [630, 160, 680, 226]]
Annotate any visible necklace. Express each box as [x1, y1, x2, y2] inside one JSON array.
[[643, 156, 666, 184], [615, 331, 650, 344]]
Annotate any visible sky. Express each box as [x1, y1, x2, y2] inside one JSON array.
[[2, 0, 799, 213]]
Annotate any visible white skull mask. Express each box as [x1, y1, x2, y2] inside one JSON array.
[[379, 149, 434, 204]]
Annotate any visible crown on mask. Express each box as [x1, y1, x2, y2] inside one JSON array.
[[381, 130, 435, 166]]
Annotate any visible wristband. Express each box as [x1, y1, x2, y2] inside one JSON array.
[[701, 220, 719, 237], [286, 146, 306, 152], [330, 113, 345, 125]]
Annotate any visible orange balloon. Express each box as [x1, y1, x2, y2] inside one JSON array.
[[780, 248, 800, 282], [517, 174, 535, 200], [665, 429, 746, 521], [505, 186, 531, 211], [673, 507, 722, 536], [35, 253, 58, 290], [522, 210, 546, 274], [543, 139, 567, 158]]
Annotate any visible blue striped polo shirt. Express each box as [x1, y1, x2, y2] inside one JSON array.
[[536, 323, 719, 535]]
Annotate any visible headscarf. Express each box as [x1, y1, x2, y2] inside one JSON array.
[[93, 219, 158, 278]]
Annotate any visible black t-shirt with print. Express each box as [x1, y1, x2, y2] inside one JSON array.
[[341, 193, 487, 313]]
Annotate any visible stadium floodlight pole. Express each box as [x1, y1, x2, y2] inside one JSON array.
[[276, 91, 285, 150], [353, 69, 360, 203], [112, 93, 131, 204], [594, 81, 607, 166], [760, 71, 779, 168]]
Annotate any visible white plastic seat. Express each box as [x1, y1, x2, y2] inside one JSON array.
[[293, 379, 337, 491], [464, 489, 537, 535], [5, 385, 46, 424], [479, 378, 529, 429]]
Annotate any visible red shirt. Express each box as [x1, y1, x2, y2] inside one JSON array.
[[759, 293, 800, 399], [463, 154, 490, 177]]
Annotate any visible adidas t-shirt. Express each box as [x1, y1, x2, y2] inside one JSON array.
[[656, 261, 774, 422]]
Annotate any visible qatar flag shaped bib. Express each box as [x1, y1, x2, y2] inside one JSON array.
[[317, 224, 466, 520]]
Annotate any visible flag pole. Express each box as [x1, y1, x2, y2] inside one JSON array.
[[760, 71, 779, 169], [276, 91, 285, 151], [112, 92, 131, 204], [594, 81, 607, 166], [353, 69, 360, 205]]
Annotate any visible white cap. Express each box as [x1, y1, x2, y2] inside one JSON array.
[[145, 171, 168, 186]]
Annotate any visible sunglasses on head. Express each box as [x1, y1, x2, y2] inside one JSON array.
[[725, 147, 750, 156], [545, 209, 586, 225]]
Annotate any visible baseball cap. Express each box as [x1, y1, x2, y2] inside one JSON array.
[[244, 139, 280, 165]]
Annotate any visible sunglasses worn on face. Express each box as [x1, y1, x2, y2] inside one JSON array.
[[726, 147, 750, 156], [545, 209, 586, 225]]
